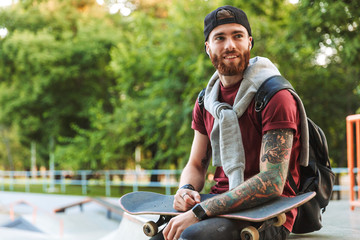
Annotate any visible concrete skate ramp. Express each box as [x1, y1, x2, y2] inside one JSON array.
[[1, 216, 43, 233]]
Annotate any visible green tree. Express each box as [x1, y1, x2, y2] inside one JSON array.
[[276, 0, 360, 166], [0, 0, 122, 169], [108, 1, 207, 169]]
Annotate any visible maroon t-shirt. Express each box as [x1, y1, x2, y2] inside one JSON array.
[[191, 81, 301, 232]]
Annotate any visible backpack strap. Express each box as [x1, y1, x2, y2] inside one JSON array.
[[255, 75, 294, 113], [255, 75, 299, 193], [198, 88, 206, 111]]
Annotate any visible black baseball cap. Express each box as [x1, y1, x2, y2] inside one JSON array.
[[204, 6, 254, 48]]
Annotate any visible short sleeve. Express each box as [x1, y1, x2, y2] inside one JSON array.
[[261, 90, 299, 134], [191, 100, 208, 135]]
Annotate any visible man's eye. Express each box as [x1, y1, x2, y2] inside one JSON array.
[[235, 34, 243, 38], [215, 36, 224, 41]]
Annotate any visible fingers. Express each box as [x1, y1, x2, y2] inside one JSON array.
[[163, 211, 198, 240], [189, 190, 201, 203], [173, 192, 193, 211], [162, 220, 171, 240], [173, 189, 200, 211], [163, 218, 179, 240], [163, 218, 180, 240]]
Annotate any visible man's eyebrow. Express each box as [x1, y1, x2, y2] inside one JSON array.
[[213, 29, 247, 38], [232, 30, 246, 35], [213, 32, 225, 37]]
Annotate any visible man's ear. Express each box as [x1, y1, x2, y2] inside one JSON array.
[[205, 42, 210, 57], [249, 37, 253, 50]]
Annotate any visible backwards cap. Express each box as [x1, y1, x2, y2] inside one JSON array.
[[204, 5, 254, 48]]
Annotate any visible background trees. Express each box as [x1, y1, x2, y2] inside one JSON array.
[[0, 0, 358, 171], [0, 0, 123, 169]]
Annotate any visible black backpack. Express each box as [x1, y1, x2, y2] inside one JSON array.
[[254, 75, 335, 233], [197, 75, 335, 233]]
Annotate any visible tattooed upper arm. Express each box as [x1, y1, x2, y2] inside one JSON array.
[[260, 129, 294, 178]]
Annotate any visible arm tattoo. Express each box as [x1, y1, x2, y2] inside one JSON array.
[[261, 129, 293, 165], [202, 172, 280, 214], [201, 129, 294, 216]]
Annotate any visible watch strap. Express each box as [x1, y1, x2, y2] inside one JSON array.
[[179, 184, 195, 191]]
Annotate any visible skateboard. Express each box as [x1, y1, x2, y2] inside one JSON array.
[[119, 191, 315, 240]]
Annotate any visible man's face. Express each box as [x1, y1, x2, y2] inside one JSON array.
[[205, 23, 252, 76]]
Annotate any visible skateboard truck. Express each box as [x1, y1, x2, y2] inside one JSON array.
[[240, 213, 286, 240], [143, 215, 172, 237]]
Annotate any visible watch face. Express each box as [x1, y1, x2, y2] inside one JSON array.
[[192, 204, 207, 220]]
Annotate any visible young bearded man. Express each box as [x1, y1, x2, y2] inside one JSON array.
[[153, 5, 307, 240]]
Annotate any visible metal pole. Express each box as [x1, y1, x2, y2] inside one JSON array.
[[105, 171, 111, 197], [165, 172, 170, 195], [9, 171, 14, 191], [49, 136, 55, 192], [61, 172, 66, 193], [25, 171, 30, 192], [81, 171, 87, 195], [31, 141, 37, 179]]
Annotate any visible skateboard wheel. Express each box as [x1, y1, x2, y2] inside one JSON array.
[[273, 213, 286, 227], [241, 226, 259, 240], [143, 221, 158, 237]]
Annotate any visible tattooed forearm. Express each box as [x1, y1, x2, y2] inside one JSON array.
[[202, 171, 281, 215], [201, 129, 294, 217]]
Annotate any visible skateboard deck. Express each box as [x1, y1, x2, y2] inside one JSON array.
[[120, 191, 315, 239], [119, 191, 315, 222]]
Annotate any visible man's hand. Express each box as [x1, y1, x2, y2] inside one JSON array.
[[162, 210, 199, 240], [173, 189, 201, 211]]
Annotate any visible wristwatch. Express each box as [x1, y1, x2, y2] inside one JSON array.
[[192, 203, 208, 221], [179, 184, 195, 191]]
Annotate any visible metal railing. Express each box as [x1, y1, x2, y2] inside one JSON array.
[[0, 169, 182, 196]]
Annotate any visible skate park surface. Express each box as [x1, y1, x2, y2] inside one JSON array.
[[0, 191, 359, 240]]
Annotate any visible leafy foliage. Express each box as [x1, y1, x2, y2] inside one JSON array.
[[0, 0, 358, 170], [0, 0, 122, 168]]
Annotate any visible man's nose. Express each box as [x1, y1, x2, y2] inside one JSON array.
[[224, 38, 236, 51]]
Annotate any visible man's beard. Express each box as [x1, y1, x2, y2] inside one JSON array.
[[210, 49, 250, 76]]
